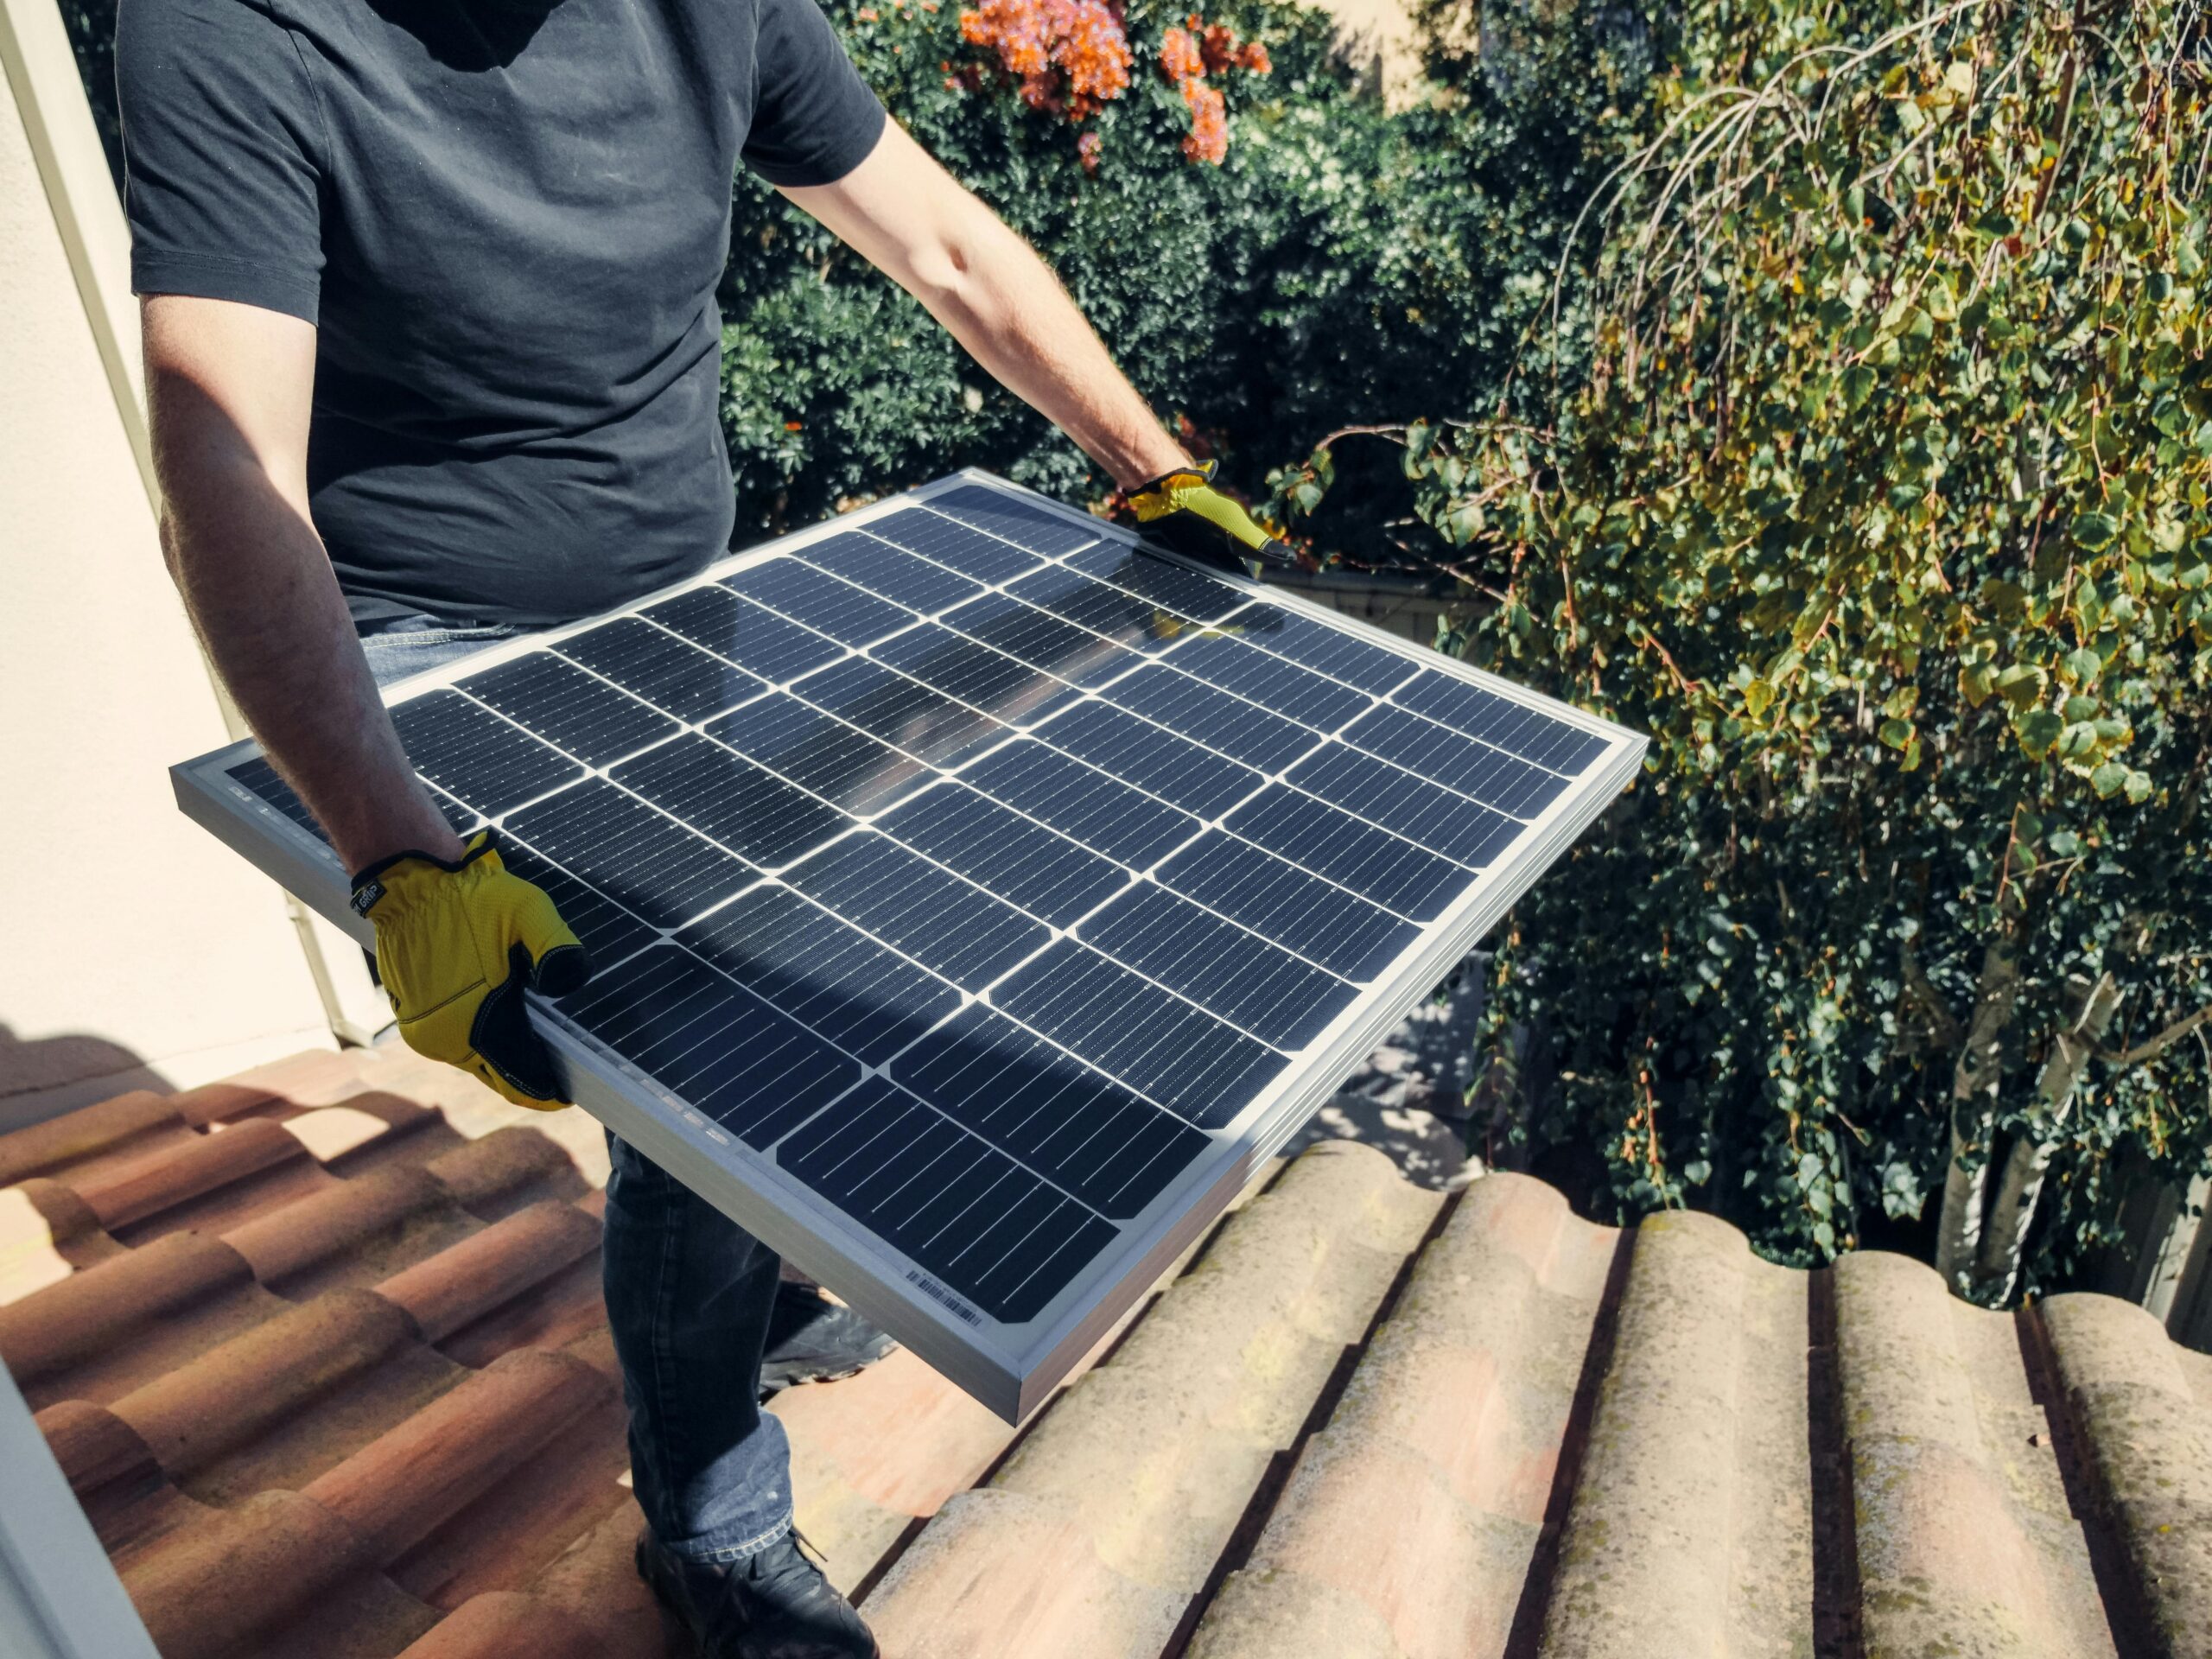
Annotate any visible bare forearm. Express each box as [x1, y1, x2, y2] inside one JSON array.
[[157, 409, 460, 871], [912, 211, 1185, 487], [783, 126, 1188, 489]]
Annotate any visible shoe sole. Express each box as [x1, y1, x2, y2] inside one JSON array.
[[758, 1338, 899, 1396]]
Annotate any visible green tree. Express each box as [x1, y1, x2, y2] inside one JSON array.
[[1356, 0, 2212, 1298]]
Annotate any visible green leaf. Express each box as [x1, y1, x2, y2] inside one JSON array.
[[1995, 664, 2047, 711], [2072, 512, 2120, 549], [1843, 365, 1878, 409], [2090, 762, 2127, 798], [2015, 709, 2063, 758]]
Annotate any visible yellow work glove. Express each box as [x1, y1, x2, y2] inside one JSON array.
[[350, 830, 592, 1110], [1126, 458, 1300, 574]]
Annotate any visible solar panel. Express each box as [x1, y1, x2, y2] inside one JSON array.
[[172, 471, 1643, 1419]]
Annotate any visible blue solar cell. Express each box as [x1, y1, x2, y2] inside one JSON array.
[[645, 584, 844, 683], [723, 558, 916, 646], [392, 690, 585, 817], [427, 785, 486, 837], [613, 734, 846, 869], [1224, 604, 1422, 696], [1100, 666, 1319, 774], [505, 779, 752, 929], [792, 657, 1009, 770], [1340, 703, 1570, 819], [459, 652, 678, 766], [704, 694, 931, 817], [957, 741, 1200, 870], [925, 483, 1101, 556], [1224, 786, 1465, 921], [1287, 744, 1521, 868], [784, 830, 1048, 989], [866, 506, 1046, 583], [991, 941, 1286, 1129], [877, 783, 1128, 927], [867, 627, 1083, 730], [1075, 881, 1357, 1051], [892, 1007, 1206, 1217], [1061, 543, 1248, 624], [941, 591, 1141, 689], [1035, 699, 1262, 821], [677, 885, 958, 1065], [1007, 564, 1186, 654], [559, 944, 857, 1145], [779, 1076, 1122, 1319], [794, 531, 984, 614], [1394, 670, 1608, 773], [1160, 626, 1372, 734], [554, 617, 764, 723], [499, 836, 658, 972], [1154, 832, 1416, 983]]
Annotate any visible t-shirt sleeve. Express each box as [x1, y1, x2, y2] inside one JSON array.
[[741, 0, 887, 188], [116, 0, 326, 322]]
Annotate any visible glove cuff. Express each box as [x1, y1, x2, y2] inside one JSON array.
[[1126, 457, 1219, 523], [351, 829, 498, 918]]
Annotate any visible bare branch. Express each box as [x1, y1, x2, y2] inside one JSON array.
[[2095, 1001, 2212, 1069]]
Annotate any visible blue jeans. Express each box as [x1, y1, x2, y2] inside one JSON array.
[[361, 613, 794, 1560]]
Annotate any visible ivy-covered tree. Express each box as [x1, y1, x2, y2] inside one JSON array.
[[1338, 0, 2212, 1299]]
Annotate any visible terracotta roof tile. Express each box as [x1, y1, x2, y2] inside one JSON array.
[[109, 1287, 417, 1480], [221, 1163, 464, 1294], [422, 1124, 589, 1218], [167, 1079, 287, 1130], [376, 1198, 601, 1344], [1535, 1212, 1814, 1655], [0, 1230, 267, 1401], [121, 1487, 379, 1659], [863, 1141, 1442, 1651], [74, 1116, 321, 1234], [0, 1089, 194, 1188], [2041, 1292, 2212, 1656], [301, 1346, 614, 1561], [5, 1048, 2209, 1657], [1191, 1173, 1615, 1657], [1839, 1251, 2120, 1659]]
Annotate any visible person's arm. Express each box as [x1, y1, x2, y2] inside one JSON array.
[[144, 293, 464, 871], [779, 123, 1189, 491]]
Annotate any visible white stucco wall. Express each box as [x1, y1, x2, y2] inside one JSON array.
[[0, 0, 336, 1128]]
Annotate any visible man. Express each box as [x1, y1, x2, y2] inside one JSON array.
[[117, 0, 1283, 1652]]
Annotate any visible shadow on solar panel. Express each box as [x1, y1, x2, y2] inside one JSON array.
[[172, 469, 1643, 1421]]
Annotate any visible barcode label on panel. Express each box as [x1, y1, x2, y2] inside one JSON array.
[[906, 1269, 983, 1326]]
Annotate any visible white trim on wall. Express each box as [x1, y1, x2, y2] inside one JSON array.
[[0, 0, 149, 501], [0, 1363, 161, 1659]]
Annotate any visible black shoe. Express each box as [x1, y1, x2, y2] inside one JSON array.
[[759, 1282, 897, 1395], [637, 1527, 879, 1659]]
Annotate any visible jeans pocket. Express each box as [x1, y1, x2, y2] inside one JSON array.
[[359, 620, 524, 690]]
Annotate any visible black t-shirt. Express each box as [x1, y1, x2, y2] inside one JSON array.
[[118, 0, 887, 627]]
